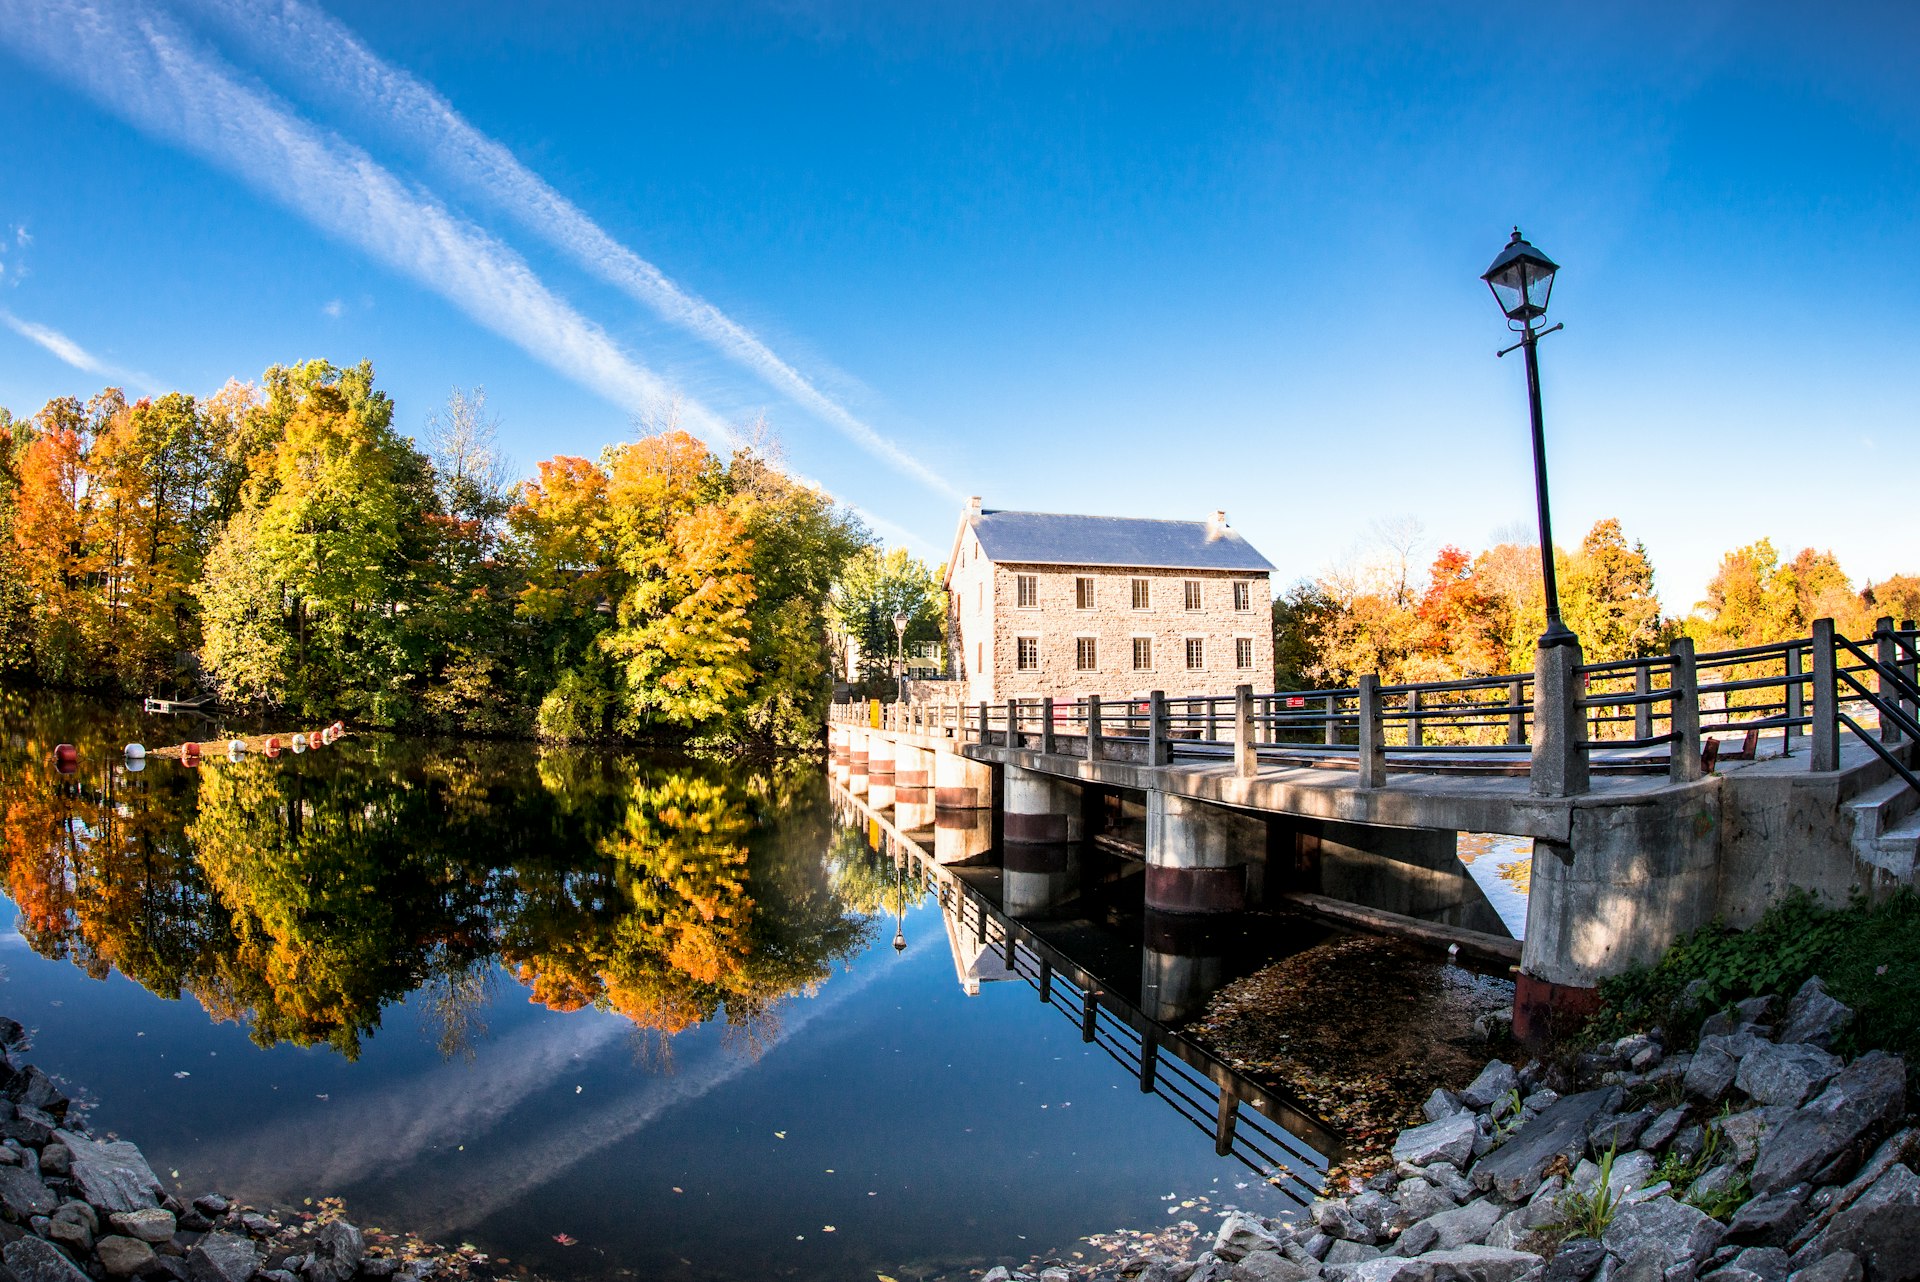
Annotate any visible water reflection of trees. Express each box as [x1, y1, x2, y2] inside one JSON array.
[[0, 695, 876, 1060]]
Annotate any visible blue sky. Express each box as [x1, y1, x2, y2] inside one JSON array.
[[1, 0, 1915, 607]]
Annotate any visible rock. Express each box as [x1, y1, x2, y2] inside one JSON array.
[[1546, 1240, 1604, 1282], [1751, 1052, 1907, 1195], [1420, 1247, 1543, 1282], [1784, 1252, 1860, 1282], [1473, 1088, 1621, 1202], [1717, 1108, 1793, 1165], [1777, 978, 1852, 1050], [1393, 1179, 1458, 1225], [3, 1069, 66, 1120], [1233, 1254, 1311, 1282], [1735, 995, 1777, 1026], [1806, 1161, 1920, 1282], [1041, 1270, 1072, 1282], [3, 1238, 91, 1282], [304, 1221, 363, 1282], [1217, 1214, 1286, 1262], [1726, 1192, 1807, 1247], [1714, 1247, 1793, 1282], [52, 1130, 162, 1214], [1, 1120, 52, 1149], [1421, 1164, 1474, 1203], [97, 1235, 156, 1277], [1522, 1089, 1560, 1115], [360, 1262, 399, 1282], [1425, 1090, 1467, 1123], [190, 1196, 228, 1218], [1737, 1043, 1843, 1108], [238, 1213, 276, 1236], [1601, 1199, 1726, 1271], [1396, 1200, 1502, 1257], [1643, 1107, 1690, 1153], [1344, 1260, 1429, 1282], [981, 1270, 1011, 1282], [1316, 1201, 1369, 1243], [261, 1272, 301, 1282], [46, 1214, 90, 1254], [1396, 1114, 1481, 1170], [1325, 1241, 1382, 1266], [187, 1231, 260, 1282], [0, 1166, 56, 1220], [1689, 1163, 1746, 1207], [1460, 1063, 1519, 1112], [1590, 1111, 1654, 1155], [108, 1208, 175, 1244], [1346, 1194, 1397, 1244], [33, 1144, 67, 1181], [1688, 1045, 1741, 1101], [0, 1019, 24, 1049]]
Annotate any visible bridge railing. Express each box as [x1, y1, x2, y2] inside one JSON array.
[[829, 617, 1919, 796]]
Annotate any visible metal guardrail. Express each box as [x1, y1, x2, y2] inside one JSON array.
[[831, 617, 1919, 794]]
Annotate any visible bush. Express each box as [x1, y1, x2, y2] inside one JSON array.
[[1588, 889, 1920, 1067]]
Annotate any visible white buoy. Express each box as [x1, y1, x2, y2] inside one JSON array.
[[292, 734, 308, 753], [227, 738, 247, 760], [124, 743, 146, 759], [124, 756, 146, 774]]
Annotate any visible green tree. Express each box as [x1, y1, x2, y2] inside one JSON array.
[[1561, 519, 1664, 663], [831, 546, 944, 686]]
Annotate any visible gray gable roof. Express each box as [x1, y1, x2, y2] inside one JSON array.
[[968, 509, 1275, 572]]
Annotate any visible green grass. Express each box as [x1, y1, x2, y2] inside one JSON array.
[[1552, 1146, 1623, 1239], [1586, 889, 1920, 1067]]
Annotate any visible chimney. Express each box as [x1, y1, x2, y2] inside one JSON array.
[[1206, 509, 1228, 538], [967, 495, 983, 515]]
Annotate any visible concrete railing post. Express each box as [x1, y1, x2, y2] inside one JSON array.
[[977, 701, 989, 747], [1669, 638, 1703, 784], [1811, 619, 1839, 772], [1087, 695, 1103, 762], [1041, 697, 1055, 755], [1406, 687, 1423, 749], [1233, 684, 1256, 778], [1324, 694, 1340, 746], [1876, 617, 1901, 745], [1784, 644, 1804, 755], [1507, 678, 1527, 746], [1356, 674, 1385, 789], [1902, 619, 1919, 731], [1148, 690, 1172, 766], [1530, 640, 1590, 798], [1008, 699, 1022, 751]]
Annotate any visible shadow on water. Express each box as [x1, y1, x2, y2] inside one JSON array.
[[0, 691, 1334, 1282]]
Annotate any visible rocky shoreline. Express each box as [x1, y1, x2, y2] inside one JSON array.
[[976, 976, 1916, 1282], [0, 1016, 484, 1282]]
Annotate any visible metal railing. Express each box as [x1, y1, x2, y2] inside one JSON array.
[[828, 617, 1918, 797]]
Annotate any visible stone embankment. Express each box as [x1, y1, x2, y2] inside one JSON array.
[[983, 976, 1916, 1282], [0, 1016, 464, 1282]]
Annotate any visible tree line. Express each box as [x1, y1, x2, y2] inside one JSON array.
[[1273, 517, 1920, 690], [0, 361, 871, 746]]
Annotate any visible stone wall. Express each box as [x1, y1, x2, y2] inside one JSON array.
[[947, 550, 1273, 703]]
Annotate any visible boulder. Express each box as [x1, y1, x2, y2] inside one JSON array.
[[1601, 1198, 1727, 1271], [108, 1207, 176, 1243], [1316, 1201, 1370, 1243], [1217, 1213, 1286, 1262], [1689, 1163, 1746, 1207], [1688, 1044, 1741, 1101], [1325, 1240, 1382, 1266], [1472, 1088, 1621, 1202], [1726, 1192, 1808, 1247], [1395, 1115, 1480, 1170], [1751, 1053, 1907, 1195], [1806, 1161, 1920, 1282], [52, 1130, 162, 1213], [1590, 1110, 1654, 1154], [1709, 1247, 1792, 1282], [1346, 1260, 1430, 1282], [3, 1238, 91, 1282], [1393, 1179, 1458, 1225], [1785, 1253, 1860, 1282], [1737, 1043, 1843, 1108], [1643, 1106, 1691, 1152], [1460, 1063, 1519, 1112], [1420, 1246, 1543, 1282], [1777, 978, 1852, 1050], [1347, 1194, 1398, 1244], [97, 1235, 156, 1278], [187, 1231, 260, 1282], [0, 1166, 56, 1220], [46, 1214, 90, 1255], [1424, 1091, 1467, 1123], [34, 1143, 68, 1180], [3, 1068, 67, 1120], [1545, 1239, 1604, 1282], [1392, 1200, 1502, 1258], [1233, 1253, 1312, 1282], [1717, 1107, 1794, 1165]]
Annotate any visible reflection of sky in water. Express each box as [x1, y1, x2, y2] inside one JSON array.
[[0, 885, 1294, 1282], [1455, 833, 1531, 938]]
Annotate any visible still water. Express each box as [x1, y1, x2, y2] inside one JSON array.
[[0, 692, 1333, 1282]]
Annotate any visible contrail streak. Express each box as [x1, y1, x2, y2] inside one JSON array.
[[0, 0, 739, 453], [0, 308, 158, 394], [179, 0, 963, 502]]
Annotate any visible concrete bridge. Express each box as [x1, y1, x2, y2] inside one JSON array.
[[829, 617, 1920, 1039]]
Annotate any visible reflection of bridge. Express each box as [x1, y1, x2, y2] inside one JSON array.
[[831, 783, 1333, 1203], [830, 618, 1920, 1038]]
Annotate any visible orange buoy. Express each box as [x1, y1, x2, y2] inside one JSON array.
[[330, 720, 345, 736], [181, 741, 202, 767], [54, 743, 79, 774], [265, 737, 282, 758]]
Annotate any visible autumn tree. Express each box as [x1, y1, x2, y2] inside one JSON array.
[[830, 546, 944, 688]]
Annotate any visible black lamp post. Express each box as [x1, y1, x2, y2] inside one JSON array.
[[892, 842, 907, 954], [892, 611, 909, 701], [1483, 228, 1576, 649]]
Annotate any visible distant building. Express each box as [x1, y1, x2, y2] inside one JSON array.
[[942, 497, 1275, 705]]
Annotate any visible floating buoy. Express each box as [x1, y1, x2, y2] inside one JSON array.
[[124, 743, 146, 760], [181, 741, 202, 766], [265, 737, 282, 759], [330, 720, 345, 736], [123, 756, 146, 774], [53, 743, 79, 775], [291, 733, 308, 753], [308, 731, 324, 750], [227, 739, 247, 761]]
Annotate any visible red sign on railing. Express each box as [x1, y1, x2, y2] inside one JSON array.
[[1285, 696, 1306, 708]]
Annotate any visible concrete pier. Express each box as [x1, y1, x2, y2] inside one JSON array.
[[934, 807, 995, 864], [1145, 791, 1265, 913], [1002, 843, 1079, 917], [1140, 911, 1229, 1024], [1004, 765, 1084, 845], [867, 734, 897, 811], [936, 748, 995, 811]]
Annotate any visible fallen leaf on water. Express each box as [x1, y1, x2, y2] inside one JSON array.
[[774, 1131, 786, 1139], [173, 1072, 190, 1079], [552, 1234, 577, 1247], [822, 1226, 836, 1233], [876, 1275, 899, 1281]]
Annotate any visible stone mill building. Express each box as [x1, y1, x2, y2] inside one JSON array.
[[942, 497, 1276, 705]]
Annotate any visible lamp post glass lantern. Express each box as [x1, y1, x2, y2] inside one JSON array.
[[1482, 228, 1576, 648], [891, 611, 909, 700]]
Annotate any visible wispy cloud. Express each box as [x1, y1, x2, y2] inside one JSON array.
[[183, 0, 962, 503], [0, 0, 740, 451], [320, 297, 344, 319], [0, 308, 156, 392]]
